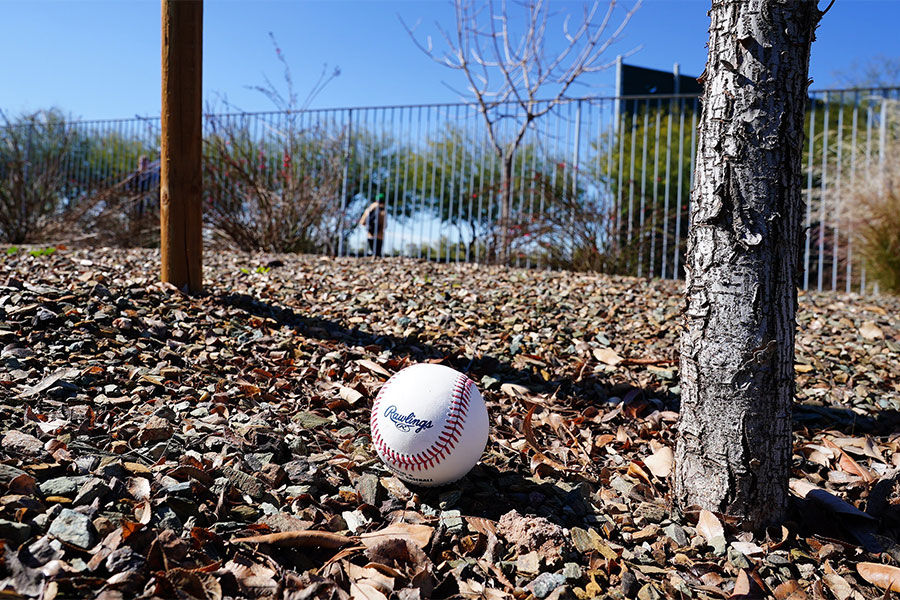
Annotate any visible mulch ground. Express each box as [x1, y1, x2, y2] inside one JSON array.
[[1, 246, 899, 600]]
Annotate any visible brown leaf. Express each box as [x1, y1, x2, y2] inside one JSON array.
[[135, 499, 152, 525], [350, 581, 388, 600], [464, 517, 498, 537], [500, 382, 531, 399], [359, 523, 433, 550], [356, 359, 391, 378], [824, 439, 875, 483], [822, 572, 852, 600], [160, 568, 223, 600], [338, 385, 364, 405], [731, 570, 751, 598], [224, 556, 278, 595], [857, 562, 900, 592], [788, 479, 876, 520], [772, 580, 808, 600], [231, 530, 353, 548], [364, 538, 432, 581], [593, 347, 623, 366], [643, 446, 673, 478], [627, 462, 653, 487], [696, 510, 725, 545], [859, 321, 884, 340], [346, 562, 394, 590], [523, 403, 567, 471]]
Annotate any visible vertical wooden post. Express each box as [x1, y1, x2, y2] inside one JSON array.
[[160, 0, 203, 293]]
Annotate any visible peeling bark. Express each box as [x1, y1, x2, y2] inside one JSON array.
[[674, 0, 821, 530]]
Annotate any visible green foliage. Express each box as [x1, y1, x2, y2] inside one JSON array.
[[29, 246, 56, 257], [0, 109, 77, 243], [409, 125, 581, 261], [596, 99, 697, 277]]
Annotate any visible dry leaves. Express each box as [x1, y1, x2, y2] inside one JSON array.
[[0, 247, 898, 599]]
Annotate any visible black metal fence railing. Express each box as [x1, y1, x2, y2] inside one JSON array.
[[1, 87, 898, 293]]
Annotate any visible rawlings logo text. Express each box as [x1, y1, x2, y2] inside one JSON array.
[[384, 405, 433, 433]]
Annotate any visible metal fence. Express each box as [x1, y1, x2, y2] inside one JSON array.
[[2, 87, 898, 293]]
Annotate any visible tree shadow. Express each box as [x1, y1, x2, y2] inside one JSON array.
[[404, 464, 612, 530], [793, 401, 900, 437], [213, 291, 674, 411]]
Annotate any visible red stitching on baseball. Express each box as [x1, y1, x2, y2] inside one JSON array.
[[372, 371, 474, 473]]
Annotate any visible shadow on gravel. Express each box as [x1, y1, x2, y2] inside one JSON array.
[[794, 403, 900, 437], [413, 464, 608, 529], [213, 292, 677, 411]]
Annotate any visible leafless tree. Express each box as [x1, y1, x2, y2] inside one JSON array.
[[403, 0, 640, 262]]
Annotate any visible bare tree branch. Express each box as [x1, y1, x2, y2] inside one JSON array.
[[401, 0, 640, 261]]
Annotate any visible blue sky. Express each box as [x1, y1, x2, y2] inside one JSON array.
[[1, 0, 898, 121]]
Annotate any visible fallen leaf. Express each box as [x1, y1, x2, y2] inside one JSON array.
[[823, 439, 875, 483], [464, 517, 498, 537], [643, 446, 673, 478], [338, 385, 364, 404], [500, 382, 531, 399], [788, 479, 876, 520], [859, 321, 884, 340], [359, 523, 433, 550], [18, 368, 81, 398], [730, 541, 764, 557], [857, 562, 900, 592], [593, 348, 623, 366], [731, 569, 751, 598], [697, 509, 726, 554], [822, 572, 852, 600], [523, 403, 567, 471], [231, 530, 353, 548], [350, 581, 388, 600], [356, 359, 392, 378]]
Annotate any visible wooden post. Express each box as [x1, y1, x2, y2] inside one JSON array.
[[160, 0, 203, 293]]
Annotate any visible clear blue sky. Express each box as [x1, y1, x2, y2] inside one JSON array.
[[1, 0, 898, 121]]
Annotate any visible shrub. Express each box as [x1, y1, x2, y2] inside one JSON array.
[[0, 110, 75, 243], [846, 99, 900, 294]]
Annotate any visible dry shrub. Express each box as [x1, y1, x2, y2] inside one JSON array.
[[853, 161, 900, 294], [203, 116, 349, 254], [848, 100, 900, 294], [0, 110, 74, 243]]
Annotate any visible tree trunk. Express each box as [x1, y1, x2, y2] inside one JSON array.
[[674, 0, 820, 530]]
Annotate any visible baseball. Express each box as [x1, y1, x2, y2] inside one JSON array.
[[370, 364, 489, 487]]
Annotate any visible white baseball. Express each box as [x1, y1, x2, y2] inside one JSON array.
[[370, 364, 489, 487]]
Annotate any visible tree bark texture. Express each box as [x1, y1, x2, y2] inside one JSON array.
[[674, 0, 820, 530], [160, 0, 203, 293]]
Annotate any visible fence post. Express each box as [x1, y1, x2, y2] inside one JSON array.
[[338, 108, 353, 257], [160, 0, 203, 293]]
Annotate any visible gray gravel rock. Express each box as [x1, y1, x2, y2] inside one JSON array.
[[48, 508, 97, 549], [106, 547, 146, 573], [2, 430, 47, 458], [0, 519, 31, 545], [528, 572, 566, 599], [73, 478, 111, 506], [663, 523, 689, 547], [39, 475, 91, 497]]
